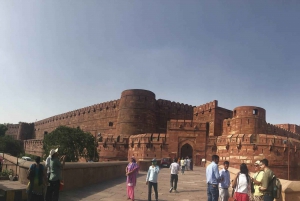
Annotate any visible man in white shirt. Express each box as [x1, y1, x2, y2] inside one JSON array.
[[45, 149, 55, 182], [169, 158, 180, 193]]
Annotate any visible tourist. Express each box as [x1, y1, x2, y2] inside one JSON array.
[[146, 158, 160, 201], [206, 154, 221, 201], [45, 148, 66, 201], [186, 157, 190, 171], [126, 156, 139, 201], [232, 163, 251, 201], [45, 149, 54, 181], [27, 156, 46, 201], [180, 158, 186, 174], [219, 161, 230, 201], [259, 159, 274, 201], [169, 157, 180, 193], [250, 160, 264, 201]]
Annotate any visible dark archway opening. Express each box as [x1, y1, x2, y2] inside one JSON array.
[[180, 143, 193, 160]]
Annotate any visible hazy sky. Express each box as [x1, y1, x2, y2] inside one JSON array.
[[1, 1, 299, 125]]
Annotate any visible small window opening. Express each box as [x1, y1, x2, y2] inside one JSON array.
[[253, 109, 258, 115], [109, 122, 113, 127]]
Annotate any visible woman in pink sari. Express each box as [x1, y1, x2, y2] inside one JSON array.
[[126, 157, 139, 201]]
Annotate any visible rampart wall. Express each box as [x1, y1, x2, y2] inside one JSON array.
[[34, 100, 120, 140], [276, 124, 300, 135], [6, 123, 20, 140], [156, 99, 194, 133]]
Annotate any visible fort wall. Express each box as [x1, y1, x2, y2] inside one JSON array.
[[6, 124, 20, 140], [34, 100, 120, 140]]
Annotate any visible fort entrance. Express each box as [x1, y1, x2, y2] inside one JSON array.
[[180, 143, 193, 159]]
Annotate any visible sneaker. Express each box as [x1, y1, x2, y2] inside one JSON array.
[[169, 187, 173, 193]]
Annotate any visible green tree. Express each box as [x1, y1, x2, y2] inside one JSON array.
[[43, 126, 98, 162], [0, 124, 8, 137], [0, 135, 24, 156]]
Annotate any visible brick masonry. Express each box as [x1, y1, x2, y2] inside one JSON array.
[[5, 89, 300, 180]]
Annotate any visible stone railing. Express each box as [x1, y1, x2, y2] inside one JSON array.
[[206, 161, 300, 201], [3, 154, 128, 191]]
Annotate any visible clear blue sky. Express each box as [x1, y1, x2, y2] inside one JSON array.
[[0, 1, 299, 125]]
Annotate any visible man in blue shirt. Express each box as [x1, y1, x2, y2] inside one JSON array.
[[146, 158, 160, 201], [206, 155, 221, 201], [219, 161, 230, 201]]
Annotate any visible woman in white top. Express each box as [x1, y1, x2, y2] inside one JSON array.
[[232, 163, 251, 201]]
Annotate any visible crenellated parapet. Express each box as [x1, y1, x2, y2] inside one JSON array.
[[35, 99, 120, 126], [127, 133, 169, 161], [275, 124, 300, 135], [156, 99, 194, 112], [167, 120, 206, 131], [193, 100, 218, 114], [24, 139, 43, 157]]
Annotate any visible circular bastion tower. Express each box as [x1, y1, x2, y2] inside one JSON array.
[[116, 89, 157, 137], [229, 106, 266, 134]]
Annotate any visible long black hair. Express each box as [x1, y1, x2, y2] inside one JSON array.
[[240, 163, 250, 183]]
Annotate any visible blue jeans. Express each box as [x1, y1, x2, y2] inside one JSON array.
[[263, 194, 274, 201], [207, 184, 219, 201]]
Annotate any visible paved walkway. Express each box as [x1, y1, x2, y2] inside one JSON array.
[[60, 166, 210, 201]]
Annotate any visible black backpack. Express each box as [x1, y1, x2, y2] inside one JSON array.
[[270, 175, 282, 199]]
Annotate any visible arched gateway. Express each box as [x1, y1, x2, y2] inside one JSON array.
[[180, 143, 193, 160]]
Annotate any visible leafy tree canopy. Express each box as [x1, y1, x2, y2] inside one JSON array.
[[43, 126, 98, 162], [0, 135, 24, 156], [0, 124, 8, 137]]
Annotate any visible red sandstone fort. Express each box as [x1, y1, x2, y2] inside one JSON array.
[[5, 89, 300, 180]]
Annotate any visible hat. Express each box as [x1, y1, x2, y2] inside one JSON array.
[[50, 148, 58, 158], [151, 158, 157, 162], [254, 160, 261, 166]]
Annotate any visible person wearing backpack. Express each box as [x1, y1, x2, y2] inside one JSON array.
[[250, 160, 264, 201], [258, 159, 274, 201]]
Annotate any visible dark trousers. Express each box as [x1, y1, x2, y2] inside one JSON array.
[[207, 184, 219, 201], [181, 166, 185, 174], [148, 181, 158, 201], [170, 174, 178, 190], [29, 193, 44, 201], [46, 180, 60, 201], [263, 194, 274, 201]]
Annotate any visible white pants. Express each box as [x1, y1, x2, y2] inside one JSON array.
[[219, 188, 229, 201]]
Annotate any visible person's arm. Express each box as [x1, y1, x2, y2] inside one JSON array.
[[213, 164, 221, 182], [155, 166, 160, 174], [259, 172, 268, 191], [146, 168, 150, 184], [232, 173, 239, 188]]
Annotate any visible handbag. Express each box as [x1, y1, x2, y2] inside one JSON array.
[[228, 188, 237, 201]]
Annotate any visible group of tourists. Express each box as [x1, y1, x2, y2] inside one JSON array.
[[126, 156, 192, 201], [26, 148, 66, 201], [206, 154, 275, 201], [179, 157, 192, 174]]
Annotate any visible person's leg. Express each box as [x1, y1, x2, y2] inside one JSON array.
[[210, 184, 219, 201], [127, 185, 130, 199], [263, 194, 274, 201], [224, 189, 229, 201], [170, 174, 174, 192], [45, 181, 54, 201], [128, 186, 134, 200], [52, 180, 60, 201], [148, 182, 152, 201], [174, 174, 178, 191], [153, 182, 158, 201], [182, 166, 185, 174], [219, 188, 224, 201], [207, 185, 212, 201]]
